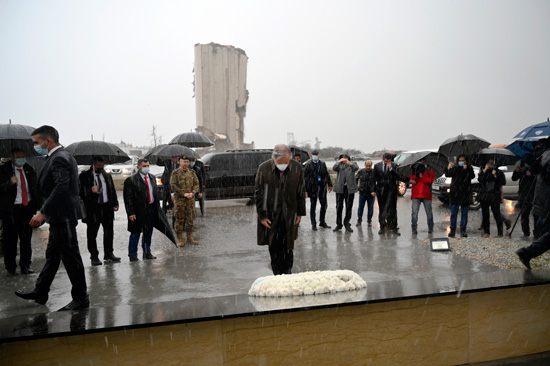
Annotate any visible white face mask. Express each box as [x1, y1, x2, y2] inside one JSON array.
[[276, 163, 288, 171]]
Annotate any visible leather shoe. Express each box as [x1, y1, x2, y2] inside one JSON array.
[[319, 222, 331, 229], [129, 257, 139, 262], [15, 290, 48, 305], [7, 269, 17, 276], [58, 295, 90, 311], [91, 258, 103, 266], [20, 266, 35, 274], [143, 253, 157, 260], [332, 226, 342, 232], [344, 225, 353, 233], [378, 228, 385, 235], [312, 224, 317, 231], [516, 249, 532, 269], [104, 254, 121, 262]]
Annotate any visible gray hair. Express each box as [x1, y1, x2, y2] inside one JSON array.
[[272, 144, 290, 160]]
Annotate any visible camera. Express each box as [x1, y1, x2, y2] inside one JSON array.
[[412, 162, 425, 176]]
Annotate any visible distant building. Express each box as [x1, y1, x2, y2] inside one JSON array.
[[194, 43, 252, 151]]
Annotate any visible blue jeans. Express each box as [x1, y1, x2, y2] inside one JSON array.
[[411, 198, 434, 229], [128, 205, 155, 258], [357, 193, 375, 222], [309, 185, 328, 225], [450, 204, 469, 228]]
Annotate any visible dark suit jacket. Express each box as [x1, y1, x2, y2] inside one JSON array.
[[38, 147, 84, 224], [373, 161, 408, 198], [0, 161, 42, 214], [303, 160, 332, 196], [79, 168, 119, 224], [191, 160, 206, 193]]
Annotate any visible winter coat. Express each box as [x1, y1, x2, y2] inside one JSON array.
[[512, 167, 536, 205], [477, 168, 506, 204], [255, 159, 306, 250], [410, 167, 435, 200], [532, 151, 550, 219], [79, 168, 119, 224], [0, 161, 42, 215], [444, 165, 475, 206], [372, 161, 408, 198], [332, 158, 359, 194], [355, 168, 375, 197], [303, 159, 332, 196]]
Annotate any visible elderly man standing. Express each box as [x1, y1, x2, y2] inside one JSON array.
[[333, 152, 359, 232], [255, 144, 306, 275]]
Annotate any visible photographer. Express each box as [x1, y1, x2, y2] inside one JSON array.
[[478, 159, 506, 237], [512, 154, 537, 237], [409, 159, 435, 235], [444, 154, 475, 238]]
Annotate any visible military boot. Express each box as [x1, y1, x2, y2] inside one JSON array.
[[177, 232, 185, 247], [186, 231, 198, 245]]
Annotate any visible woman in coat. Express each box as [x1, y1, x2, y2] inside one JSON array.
[[444, 154, 475, 237]]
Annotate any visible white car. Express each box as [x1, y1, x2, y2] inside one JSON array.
[[105, 156, 139, 177]]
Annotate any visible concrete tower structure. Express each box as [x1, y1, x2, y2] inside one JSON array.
[[194, 43, 250, 151]]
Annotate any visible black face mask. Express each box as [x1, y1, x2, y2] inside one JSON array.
[[95, 168, 104, 174]]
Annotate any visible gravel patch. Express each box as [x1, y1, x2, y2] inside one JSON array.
[[421, 236, 550, 269]]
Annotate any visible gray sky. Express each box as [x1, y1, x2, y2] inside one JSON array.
[[1, 0, 548, 153]]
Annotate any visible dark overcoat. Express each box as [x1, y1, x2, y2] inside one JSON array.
[[255, 159, 306, 250], [444, 165, 475, 206], [303, 159, 332, 196], [79, 168, 118, 224], [0, 161, 42, 214]]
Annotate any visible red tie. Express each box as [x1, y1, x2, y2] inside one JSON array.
[[18, 169, 29, 206], [144, 175, 151, 204]]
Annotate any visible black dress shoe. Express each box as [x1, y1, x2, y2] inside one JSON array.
[[91, 258, 103, 266], [58, 295, 90, 311], [333, 226, 342, 232], [143, 253, 157, 260], [344, 225, 354, 233], [378, 228, 385, 235], [104, 254, 121, 262], [20, 266, 35, 274], [312, 224, 317, 231], [15, 290, 48, 305], [129, 257, 139, 262], [516, 249, 532, 269], [7, 269, 17, 276], [319, 222, 331, 229]]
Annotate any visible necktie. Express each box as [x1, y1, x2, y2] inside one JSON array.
[[18, 169, 28, 206], [97, 174, 104, 203], [144, 175, 151, 204]]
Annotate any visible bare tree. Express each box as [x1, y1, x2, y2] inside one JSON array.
[[150, 125, 162, 147]]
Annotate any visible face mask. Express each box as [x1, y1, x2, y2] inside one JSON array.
[[141, 167, 150, 175], [312, 155, 319, 162], [276, 163, 288, 171], [190, 161, 196, 167], [15, 158, 26, 167], [95, 167, 104, 174], [458, 161, 465, 167], [34, 140, 48, 156], [424, 164, 428, 169]]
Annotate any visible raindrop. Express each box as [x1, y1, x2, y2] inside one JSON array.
[[261, 318, 265, 327], [286, 321, 289, 328], [150, 334, 154, 346], [434, 325, 442, 340], [114, 345, 118, 355], [334, 319, 338, 328], [277, 341, 281, 350], [414, 338, 419, 346], [506, 331, 514, 342], [456, 280, 465, 298], [538, 290, 546, 303], [299, 347, 303, 358], [170, 332, 173, 341], [104, 336, 109, 348]]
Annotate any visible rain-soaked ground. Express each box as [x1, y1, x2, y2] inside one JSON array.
[[0, 190, 521, 319]]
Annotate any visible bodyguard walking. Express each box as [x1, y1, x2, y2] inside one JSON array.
[[303, 149, 333, 230]]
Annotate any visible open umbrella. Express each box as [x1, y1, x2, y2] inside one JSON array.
[[505, 138, 540, 158], [513, 118, 550, 139], [64, 140, 130, 165], [144, 144, 199, 166], [438, 134, 491, 160], [396, 151, 448, 178], [471, 148, 519, 167], [169, 132, 214, 147], [0, 123, 39, 158]]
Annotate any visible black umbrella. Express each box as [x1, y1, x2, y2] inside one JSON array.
[[64, 140, 130, 165], [0, 123, 39, 158], [471, 148, 520, 167], [169, 132, 214, 147], [438, 134, 491, 159], [144, 144, 199, 166], [396, 151, 448, 178]]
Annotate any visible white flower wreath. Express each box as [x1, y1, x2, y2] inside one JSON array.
[[248, 270, 367, 297]]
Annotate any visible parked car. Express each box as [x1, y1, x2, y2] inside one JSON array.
[[432, 165, 519, 210], [104, 155, 139, 178]]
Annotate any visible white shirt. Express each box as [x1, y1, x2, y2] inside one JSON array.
[[13, 164, 31, 204], [139, 172, 155, 204], [94, 172, 108, 203]]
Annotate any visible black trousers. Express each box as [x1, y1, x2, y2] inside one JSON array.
[[2, 204, 34, 271], [86, 205, 115, 259], [481, 195, 503, 235], [519, 201, 537, 236], [268, 218, 293, 275], [35, 222, 88, 300], [377, 192, 398, 230], [335, 186, 355, 227]]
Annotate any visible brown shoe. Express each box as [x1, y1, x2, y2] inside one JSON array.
[[482, 233, 490, 238], [186, 232, 198, 245], [177, 233, 185, 247]]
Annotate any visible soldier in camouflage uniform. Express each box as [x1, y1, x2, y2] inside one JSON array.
[[170, 155, 199, 247]]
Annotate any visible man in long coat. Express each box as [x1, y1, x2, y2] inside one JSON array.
[[255, 144, 306, 275]]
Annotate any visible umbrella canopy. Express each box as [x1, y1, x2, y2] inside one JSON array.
[[169, 132, 214, 147], [64, 140, 130, 165], [144, 144, 199, 166], [438, 134, 491, 159], [471, 148, 519, 167], [513, 118, 550, 139], [396, 151, 448, 178], [505, 138, 540, 158], [0, 123, 39, 158]]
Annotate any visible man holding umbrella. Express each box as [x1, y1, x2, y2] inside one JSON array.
[[409, 158, 435, 235], [0, 148, 42, 275], [79, 156, 120, 265]]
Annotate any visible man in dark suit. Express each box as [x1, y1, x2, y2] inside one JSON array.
[[15, 125, 89, 311], [190, 157, 206, 216], [123, 158, 162, 261], [0, 148, 42, 275], [161, 156, 179, 214], [79, 156, 120, 265], [373, 153, 409, 236]]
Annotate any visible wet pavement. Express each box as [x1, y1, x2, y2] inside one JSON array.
[[0, 190, 520, 319]]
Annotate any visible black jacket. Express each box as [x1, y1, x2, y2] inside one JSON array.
[[303, 159, 332, 196], [373, 161, 408, 198], [444, 165, 475, 206], [161, 160, 179, 199], [192, 160, 206, 193], [0, 161, 42, 214], [79, 168, 118, 224], [477, 168, 506, 204], [355, 168, 375, 197], [512, 167, 536, 204], [38, 147, 84, 224]]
